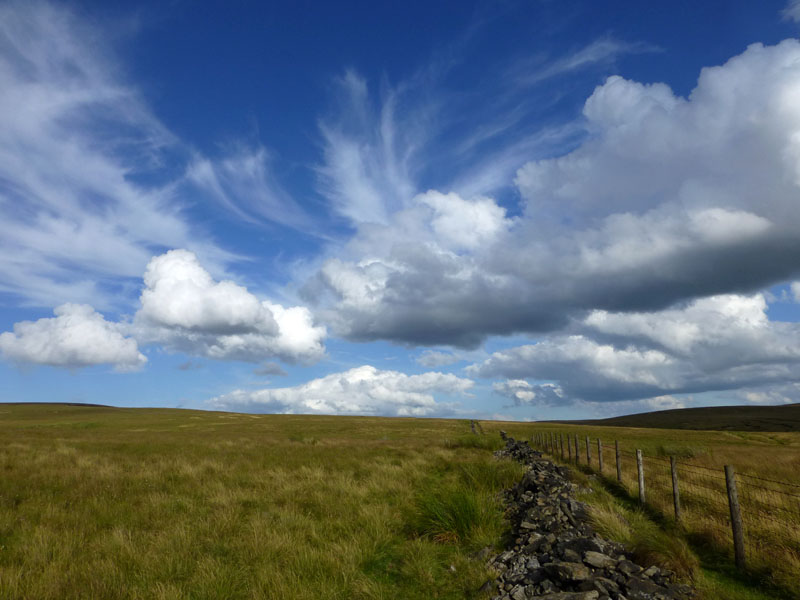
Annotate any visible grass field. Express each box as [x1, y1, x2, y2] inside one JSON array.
[[3, 404, 798, 599], [0, 404, 522, 600], [508, 421, 800, 599]]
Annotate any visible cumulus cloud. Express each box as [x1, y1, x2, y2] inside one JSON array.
[[135, 250, 326, 363], [209, 365, 474, 416], [470, 294, 800, 403], [791, 282, 800, 302], [308, 41, 800, 347], [0, 304, 146, 371], [418, 191, 511, 251], [493, 379, 565, 406]]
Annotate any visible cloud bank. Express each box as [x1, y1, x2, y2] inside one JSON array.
[[307, 41, 800, 349], [470, 294, 800, 403], [210, 365, 474, 416]]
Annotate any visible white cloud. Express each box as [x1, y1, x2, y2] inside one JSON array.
[[782, 0, 800, 22], [135, 250, 326, 363], [791, 282, 800, 302], [209, 365, 474, 416], [471, 293, 800, 403], [416, 350, 461, 368], [185, 146, 314, 232], [0, 1, 234, 309], [512, 37, 659, 87], [493, 379, 564, 406], [0, 303, 146, 371], [417, 190, 512, 251], [308, 41, 800, 348]]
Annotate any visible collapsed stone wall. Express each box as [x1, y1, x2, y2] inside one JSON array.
[[485, 434, 695, 600]]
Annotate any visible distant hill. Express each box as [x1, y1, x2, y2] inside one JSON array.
[[548, 403, 800, 432]]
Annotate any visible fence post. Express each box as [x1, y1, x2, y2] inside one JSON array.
[[560, 434, 565, 459], [636, 449, 645, 504], [615, 440, 622, 482], [670, 456, 681, 524], [597, 439, 603, 473], [585, 436, 591, 466], [725, 465, 746, 569], [567, 434, 572, 461], [574, 435, 580, 465]]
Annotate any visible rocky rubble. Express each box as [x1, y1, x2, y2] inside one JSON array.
[[485, 433, 694, 600]]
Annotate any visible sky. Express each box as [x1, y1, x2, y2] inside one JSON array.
[[2, 0, 800, 421]]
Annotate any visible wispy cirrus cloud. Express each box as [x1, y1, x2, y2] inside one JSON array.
[[185, 145, 317, 234], [308, 41, 800, 351], [782, 0, 800, 22], [0, 1, 313, 310], [508, 37, 660, 87]]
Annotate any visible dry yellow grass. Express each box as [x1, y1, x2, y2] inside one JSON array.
[[516, 423, 800, 598], [0, 404, 523, 600]]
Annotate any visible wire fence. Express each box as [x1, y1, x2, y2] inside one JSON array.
[[530, 431, 800, 577]]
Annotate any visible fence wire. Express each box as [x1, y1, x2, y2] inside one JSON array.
[[529, 430, 800, 578]]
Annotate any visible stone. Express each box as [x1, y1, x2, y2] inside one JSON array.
[[583, 550, 616, 569], [562, 548, 582, 563], [617, 559, 643, 575], [537, 592, 600, 600], [642, 565, 660, 578], [487, 436, 696, 600], [545, 561, 592, 582], [625, 577, 667, 600]]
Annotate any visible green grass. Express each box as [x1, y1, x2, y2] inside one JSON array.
[[519, 423, 800, 599], [572, 474, 785, 600], [0, 404, 523, 600]]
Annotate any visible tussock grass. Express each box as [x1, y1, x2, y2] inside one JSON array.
[[654, 444, 707, 459], [0, 405, 522, 600], [443, 434, 504, 451], [521, 422, 800, 599]]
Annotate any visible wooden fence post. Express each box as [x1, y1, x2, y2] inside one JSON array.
[[670, 456, 681, 524], [560, 434, 565, 459], [567, 434, 572, 461], [574, 435, 580, 465], [636, 449, 645, 504], [615, 440, 622, 482], [597, 439, 603, 473], [585, 436, 591, 466], [725, 465, 746, 569]]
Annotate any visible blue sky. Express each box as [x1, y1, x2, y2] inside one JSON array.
[[3, 0, 800, 420]]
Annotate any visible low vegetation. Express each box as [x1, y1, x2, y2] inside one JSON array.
[[2, 404, 798, 599], [551, 403, 800, 432], [0, 404, 521, 600], [510, 422, 800, 599]]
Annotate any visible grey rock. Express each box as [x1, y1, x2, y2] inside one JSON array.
[[545, 561, 592, 582], [625, 577, 667, 599], [584, 551, 616, 569]]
